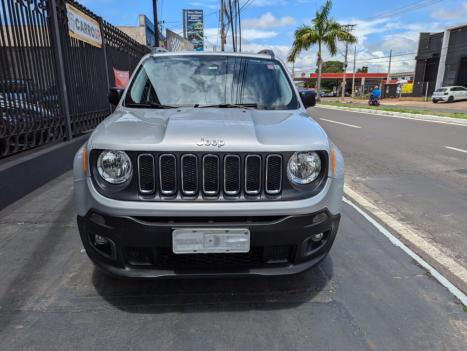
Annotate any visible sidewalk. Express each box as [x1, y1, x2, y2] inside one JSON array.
[[323, 97, 467, 114]]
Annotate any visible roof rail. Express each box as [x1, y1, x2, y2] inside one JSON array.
[[151, 47, 168, 53], [257, 49, 275, 58]]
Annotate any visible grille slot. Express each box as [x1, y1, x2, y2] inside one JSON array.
[[134, 152, 287, 199], [203, 154, 220, 195], [181, 154, 198, 195], [266, 154, 282, 195], [137, 154, 155, 194], [224, 155, 241, 195], [245, 155, 261, 195], [159, 154, 177, 195]]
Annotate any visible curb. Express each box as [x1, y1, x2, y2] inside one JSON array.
[[316, 104, 467, 126], [0, 134, 89, 210]]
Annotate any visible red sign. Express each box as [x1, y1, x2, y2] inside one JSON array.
[[113, 68, 129, 88]]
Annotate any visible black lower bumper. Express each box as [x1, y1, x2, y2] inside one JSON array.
[[77, 210, 340, 278]]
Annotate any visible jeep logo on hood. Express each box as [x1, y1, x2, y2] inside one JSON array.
[[196, 137, 225, 148]]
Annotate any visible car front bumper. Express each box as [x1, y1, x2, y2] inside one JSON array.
[[432, 96, 448, 102], [77, 210, 340, 278]]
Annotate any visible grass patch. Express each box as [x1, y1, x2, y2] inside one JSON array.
[[464, 305, 467, 312], [318, 101, 467, 120]]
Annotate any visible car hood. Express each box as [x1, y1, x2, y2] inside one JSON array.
[[88, 107, 330, 152]]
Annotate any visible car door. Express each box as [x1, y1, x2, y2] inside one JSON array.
[[459, 87, 467, 100]]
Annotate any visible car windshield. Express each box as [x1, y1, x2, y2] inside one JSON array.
[[435, 88, 448, 92], [124, 55, 298, 110]]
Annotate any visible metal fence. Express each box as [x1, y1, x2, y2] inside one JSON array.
[[0, 0, 149, 158]]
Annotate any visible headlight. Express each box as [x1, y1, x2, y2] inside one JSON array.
[[287, 151, 321, 185], [97, 150, 133, 184]]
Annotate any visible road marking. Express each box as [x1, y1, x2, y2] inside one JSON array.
[[344, 185, 467, 306], [316, 105, 467, 127], [319, 118, 362, 129], [444, 146, 467, 154]]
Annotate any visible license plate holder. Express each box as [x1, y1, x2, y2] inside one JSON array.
[[172, 228, 250, 254]]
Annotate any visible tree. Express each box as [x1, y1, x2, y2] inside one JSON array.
[[287, 0, 357, 96], [357, 66, 368, 73]]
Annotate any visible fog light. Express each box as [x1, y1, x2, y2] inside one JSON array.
[[311, 232, 324, 242], [312, 212, 328, 224], [94, 234, 109, 246]]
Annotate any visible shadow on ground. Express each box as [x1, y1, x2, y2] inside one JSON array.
[[91, 257, 334, 314]]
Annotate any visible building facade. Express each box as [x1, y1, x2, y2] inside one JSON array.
[[118, 15, 165, 47], [413, 23, 467, 96]]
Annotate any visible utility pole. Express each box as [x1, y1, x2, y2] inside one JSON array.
[[341, 42, 349, 101], [220, 0, 226, 51], [386, 49, 392, 83], [152, 0, 160, 47], [341, 24, 356, 101], [351, 45, 357, 98]]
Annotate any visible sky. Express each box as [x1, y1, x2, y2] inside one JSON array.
[[80, 0, 467, 74]]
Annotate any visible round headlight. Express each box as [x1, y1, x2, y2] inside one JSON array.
[[97, 150, 133, 184], [287, 151, 322, 184]]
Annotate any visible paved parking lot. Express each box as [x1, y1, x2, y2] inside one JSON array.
[[0, 173, 465, 351]]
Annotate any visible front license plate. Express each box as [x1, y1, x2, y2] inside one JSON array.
[[172, 228, 250, 254]]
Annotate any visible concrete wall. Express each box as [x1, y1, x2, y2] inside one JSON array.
[[413, 32, 443, 96], [443, 26, 467, 86]]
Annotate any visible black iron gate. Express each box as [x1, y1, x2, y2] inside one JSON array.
[[0, 0, 149, 158]]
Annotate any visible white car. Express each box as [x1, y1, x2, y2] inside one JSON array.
[[432, 86, 467, 103]]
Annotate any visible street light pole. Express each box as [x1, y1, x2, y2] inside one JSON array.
[[220, 0, 225, 51], [152, 0, 160, 47]]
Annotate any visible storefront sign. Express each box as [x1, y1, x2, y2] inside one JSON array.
[[66, 2, 102, 48]]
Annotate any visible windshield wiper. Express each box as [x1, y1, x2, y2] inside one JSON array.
[[125, 102, 179, 109], [195, 103, 257, 109]]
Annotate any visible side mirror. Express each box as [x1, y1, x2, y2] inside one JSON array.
[[108, 87, 124, 106], [300, 91, 316, 108]]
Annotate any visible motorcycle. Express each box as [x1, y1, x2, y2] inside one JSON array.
[[368, 95, 380, 106]]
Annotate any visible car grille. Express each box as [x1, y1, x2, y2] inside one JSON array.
[[137, 152, 283, 198], [124, 246, 294, 269]]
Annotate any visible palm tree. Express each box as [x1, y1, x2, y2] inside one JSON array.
[[288, 0, 357, 96]]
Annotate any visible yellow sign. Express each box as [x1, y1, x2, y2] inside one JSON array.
[[66, 3, 102, 48], [401, 83, 413, 94]]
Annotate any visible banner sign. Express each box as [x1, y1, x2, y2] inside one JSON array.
[[113, 68, 130, 88], [183, 9, 204, 51], [66, 2, 102, 48]]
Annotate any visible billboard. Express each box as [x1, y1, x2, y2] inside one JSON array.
[[183, 9, 204, 51]]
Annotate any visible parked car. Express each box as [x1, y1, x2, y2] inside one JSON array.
[[73, 51, 344, 278], [432, 86, 467, 103]]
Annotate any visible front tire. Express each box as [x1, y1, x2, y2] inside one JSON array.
[[432, 100, 438, 103], [448, 96, 454, 103]]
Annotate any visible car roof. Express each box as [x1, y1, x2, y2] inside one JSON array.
[[147, 51, 276, 60], [441, 86, 466, 89]]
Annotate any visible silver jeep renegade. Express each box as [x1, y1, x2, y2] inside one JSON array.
[[73, 51, 344, 278]]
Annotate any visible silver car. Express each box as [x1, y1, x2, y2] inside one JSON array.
[[73, 51, 344, 278]]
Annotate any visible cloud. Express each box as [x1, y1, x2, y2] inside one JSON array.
[[431, 2, 467, 20], [242, 12, 295, 29], [248, 0, 289, 7], [241, 29, 279, 40]]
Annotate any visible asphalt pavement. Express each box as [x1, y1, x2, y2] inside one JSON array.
[[0, 172, 465, 350], [311, 106, 467, 291]]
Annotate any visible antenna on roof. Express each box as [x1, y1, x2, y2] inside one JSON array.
[[257, 49, 275, 58]]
